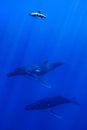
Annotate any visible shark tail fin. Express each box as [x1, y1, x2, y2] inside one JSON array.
[[71, 97, 80, 106]]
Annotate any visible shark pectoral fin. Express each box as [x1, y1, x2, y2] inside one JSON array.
[[32, 74, 51, 88], [49, 109, 62, 119]]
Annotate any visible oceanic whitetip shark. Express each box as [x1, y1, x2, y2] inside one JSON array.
[[25, 95, 80, 118], [7, 61, 65, 88], [29, 10, 46, 19]]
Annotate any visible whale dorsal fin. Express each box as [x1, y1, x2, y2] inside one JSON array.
[[38, 10, 41, 13]]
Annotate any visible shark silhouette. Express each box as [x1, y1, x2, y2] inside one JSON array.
[[29, 10, 46, 19]]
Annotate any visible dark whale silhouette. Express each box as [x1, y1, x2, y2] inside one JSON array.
[[24, 96, 80, 110], [7, 61, 64, 88], [7, 61, 64, 77]]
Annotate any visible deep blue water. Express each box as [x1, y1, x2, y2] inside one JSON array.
[[0, 0, 87, 130]]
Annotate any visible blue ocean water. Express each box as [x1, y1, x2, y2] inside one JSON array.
[[0, 0, 87, 130]]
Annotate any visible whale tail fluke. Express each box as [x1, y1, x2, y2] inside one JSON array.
[[71, 97, 80, 106]]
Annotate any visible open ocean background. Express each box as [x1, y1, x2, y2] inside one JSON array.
[[0, 0, 87, 130]]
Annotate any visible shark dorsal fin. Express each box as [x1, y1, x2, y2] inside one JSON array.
[[38, 10, 41, 13]]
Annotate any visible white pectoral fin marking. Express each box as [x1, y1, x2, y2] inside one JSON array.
[[39, 80, 51, 88], [35, 77, 51, 88], [32, 74, 51, 88], [49, 109, 62, 119]]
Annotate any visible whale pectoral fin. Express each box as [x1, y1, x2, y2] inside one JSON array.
[[38, 78, 51, 88], [49, 109, 62, 119], [31, 74, 51, 88]]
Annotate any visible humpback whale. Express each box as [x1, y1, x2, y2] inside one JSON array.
[[7, 61, 64, 88], [24, 96, 80, 110], [29, 10, 46, 19], [7, 61, 64, 77], [24, 95, 80, 118]]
